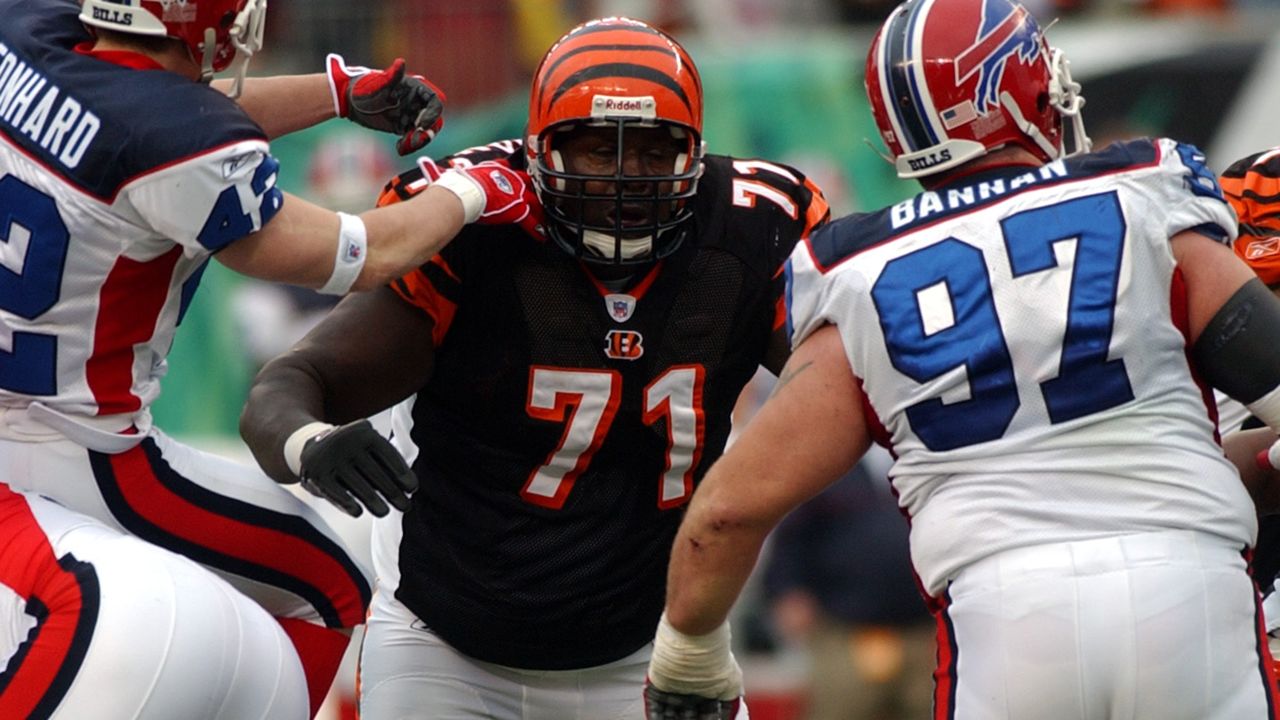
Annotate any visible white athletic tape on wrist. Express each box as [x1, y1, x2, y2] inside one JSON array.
[[319, 212, 368, 295], [648, 613, 743, 701], [1248, 384, 1280, 436], [430, 168, 484, 224], [1246, 385, 1280, 471], [284, 422, 335, 477], [1262, 588, 1280, 634]]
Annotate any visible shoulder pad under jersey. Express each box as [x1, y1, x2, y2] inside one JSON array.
[[377, 138, 526, 206], [692, 154, 830, 275]]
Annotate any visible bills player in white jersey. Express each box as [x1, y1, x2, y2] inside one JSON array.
[[0, 0, 538, 716], [644, 0, 1280, 718]]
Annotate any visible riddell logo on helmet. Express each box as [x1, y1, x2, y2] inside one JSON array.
[[603, 98, 643, 111], [592, 95, 657, 120]]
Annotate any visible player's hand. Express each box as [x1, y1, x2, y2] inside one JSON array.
[[1258, 438, 1280, 474], [646, 615, 744, 719], [327, 53, 446, 155], [644, 683, 741, 720], [297, 419, 418, 518], [420, 158, 545, 236]]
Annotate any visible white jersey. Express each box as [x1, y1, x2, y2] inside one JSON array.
[[787, 138, 1251, 596], [0, 3, 283, 429]]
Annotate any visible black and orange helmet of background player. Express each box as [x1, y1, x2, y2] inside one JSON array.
[[1221, 148, 1280, 289], [526, 17, 705, 266]]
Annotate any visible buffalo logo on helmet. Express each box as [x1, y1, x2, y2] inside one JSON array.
[[953, 2, 1040, 116]]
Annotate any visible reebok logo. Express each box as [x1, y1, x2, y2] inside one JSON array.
[[489, 170, 513, 195], [1246, 236, 1280, 260]]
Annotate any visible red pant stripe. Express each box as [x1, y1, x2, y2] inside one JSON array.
[[0, 487, 99, 720]]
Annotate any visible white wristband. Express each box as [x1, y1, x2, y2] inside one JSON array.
[[1247, 384, 1280, 434], [284, 421, 335, 477], [319, 212, 368, 295], [430, 168, 484, 224], [647, 613, 743, 701]]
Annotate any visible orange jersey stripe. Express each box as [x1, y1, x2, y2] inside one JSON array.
[[391, 259, 458, 348], [801, 176, 832, 238]]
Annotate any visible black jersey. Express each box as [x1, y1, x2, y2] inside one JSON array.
[[379, 141, 828, 669]]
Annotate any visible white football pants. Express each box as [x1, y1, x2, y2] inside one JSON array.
[[933, 529, 1277, 720], [0, 485, 308, 719]]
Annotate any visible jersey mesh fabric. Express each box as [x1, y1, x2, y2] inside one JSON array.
[[383, 147, 824, 669]]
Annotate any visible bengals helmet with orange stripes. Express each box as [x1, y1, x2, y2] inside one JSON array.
[[1221, 148, 1280, 289], [526, 17, 705, 265]]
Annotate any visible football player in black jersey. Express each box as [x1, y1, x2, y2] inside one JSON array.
[[240, 16, 829, 719]]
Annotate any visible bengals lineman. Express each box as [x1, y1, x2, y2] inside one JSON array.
[[649, 0, 1280, 718], [240, 17, 828, 718]]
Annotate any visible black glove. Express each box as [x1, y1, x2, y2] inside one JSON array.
[[327, 53, 446, 155], [644, 683, 741, 720], [298, 419, 418, 517]]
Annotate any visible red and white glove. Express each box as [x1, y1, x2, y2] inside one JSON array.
[[418, 158, 545, 237], [327, 53, 446, 156]]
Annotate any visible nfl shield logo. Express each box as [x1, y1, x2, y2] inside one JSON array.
[[604, 293, 637, 323]]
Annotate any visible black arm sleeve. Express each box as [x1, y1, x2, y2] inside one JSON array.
[[1191, 278, 1280, 404]]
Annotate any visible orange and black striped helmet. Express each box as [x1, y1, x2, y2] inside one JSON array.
[[1221, 148, 1280, 289], [525, 17, 705, 265]]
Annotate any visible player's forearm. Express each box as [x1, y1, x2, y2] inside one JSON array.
[[240, 357, 329, 485], [665, 489, 772, 635], [217, 74, 335, 139], [353, 186, 467, 291]]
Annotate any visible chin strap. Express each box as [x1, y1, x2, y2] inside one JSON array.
[[1000, 90, 1059, 161], [198, 28, 216, 86]]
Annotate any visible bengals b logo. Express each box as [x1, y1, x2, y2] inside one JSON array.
[[605, 330, 644, 360]]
